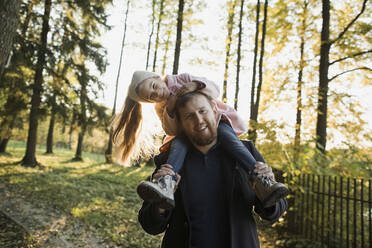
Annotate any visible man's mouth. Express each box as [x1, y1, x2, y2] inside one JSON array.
[[195, 125, 207, 132]]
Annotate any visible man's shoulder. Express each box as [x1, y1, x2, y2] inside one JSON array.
[[153, 139, 262, 167]]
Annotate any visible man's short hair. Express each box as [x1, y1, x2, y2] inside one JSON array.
[[174, 91, 214, 121]]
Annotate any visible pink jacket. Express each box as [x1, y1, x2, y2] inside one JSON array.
[[155, 73, 248, 136]]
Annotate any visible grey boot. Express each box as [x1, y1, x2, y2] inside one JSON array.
[[250, 174, 289, 208], [137, 175, 176, 209]]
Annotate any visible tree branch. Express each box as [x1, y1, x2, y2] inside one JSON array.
[[330, 0, 368, 45], [329, 66, 372, 82], [329, 49, 372, 66]]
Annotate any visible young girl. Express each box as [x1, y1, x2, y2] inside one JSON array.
[[112, 71, 288, 209]]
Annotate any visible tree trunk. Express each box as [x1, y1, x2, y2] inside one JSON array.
[[316, 0, 330, 153], [249, 0, 260, 141], [222, 0, 237, 103], [74, 77, 87, 161], [22, 0, 52, 167], [105, 0, 130, 163], [146, 0, 157, 71], [46, 98, 56, 154], [294, 0, 308, 162], [161, 30, 171, 75], [0, 0, 21, 76], [172, 0, 185, 75], [0, 139, 9, 153], [153, 0, 165, 72], [249, 0, 267, 142], [0, 114, 16, 153], [315, 0, 367, 153], [74, 131, 85, 161], [105, 130, 114, 163], [68, 123, 73, 149], [234, 0, 244, 110]]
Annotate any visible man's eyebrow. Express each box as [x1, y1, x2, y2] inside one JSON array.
[[182, 111, 193, 117]]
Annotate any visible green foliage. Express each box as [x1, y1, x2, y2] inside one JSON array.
[[0, 141, 162, 247], [239, 118, 371, 179]]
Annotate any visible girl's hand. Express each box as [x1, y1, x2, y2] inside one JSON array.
[[166, 94, 178, 117], [153, 164, 176, 180], [152, 164, 181, 185], [176, 81, 202, 97]]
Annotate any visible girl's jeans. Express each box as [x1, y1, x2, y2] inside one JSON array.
[[166, 121, 257, 181]]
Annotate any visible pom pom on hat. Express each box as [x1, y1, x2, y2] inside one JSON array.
[[128, 71, 160, 102]]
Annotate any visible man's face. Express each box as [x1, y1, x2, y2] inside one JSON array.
[[178, 94, 218, 147]]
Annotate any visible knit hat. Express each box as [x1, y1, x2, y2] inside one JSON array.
[[127, 71, 160, 102]]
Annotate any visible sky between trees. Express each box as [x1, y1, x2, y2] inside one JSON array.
[[98, 0, 372, 148]]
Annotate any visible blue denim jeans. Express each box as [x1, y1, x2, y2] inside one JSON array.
[[167, 135, 188, 181], [166, 122, 257, 181], [217, 121, 257, 176]]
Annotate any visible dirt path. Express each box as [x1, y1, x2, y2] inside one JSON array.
[[0, 185, 111, 248]]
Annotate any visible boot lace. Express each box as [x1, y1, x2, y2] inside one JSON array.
[[258, 174, 275, 188]]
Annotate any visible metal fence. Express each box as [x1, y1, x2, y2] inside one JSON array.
[[284, 174, 372, 248]]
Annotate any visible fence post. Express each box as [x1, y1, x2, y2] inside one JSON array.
[[360, 179, 364, 248], [353, 179, 357, 248], [341, 177, 344, 248], [306, 174, 311, 238], [327, 175, 331, 247], [311, 174, 315, 239], [300, 174, 305, 234], [369, 180, 371, 247], [316, 175, 320, 241], [321, 175, 325, 247], [347, 178, 350, 248], [334, 176, 337, 247], [286, 174, 296, 233]]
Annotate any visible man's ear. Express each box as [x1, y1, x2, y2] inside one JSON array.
[[211, 99, 218, 118]]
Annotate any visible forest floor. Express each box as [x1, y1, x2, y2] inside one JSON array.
[[0, 141, 281, 247]]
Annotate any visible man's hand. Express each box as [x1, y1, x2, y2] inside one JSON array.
[[254, 162, 275, 181]]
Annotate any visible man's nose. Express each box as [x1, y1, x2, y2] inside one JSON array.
[[194, 113, 203, 124]]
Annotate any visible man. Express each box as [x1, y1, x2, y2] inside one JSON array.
[[138, 91, 287, 248]]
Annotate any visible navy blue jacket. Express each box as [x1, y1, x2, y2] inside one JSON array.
[[138, 140, 288, 248]]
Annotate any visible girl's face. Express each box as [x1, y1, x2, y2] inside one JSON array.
[[137, 77, 170, 103]]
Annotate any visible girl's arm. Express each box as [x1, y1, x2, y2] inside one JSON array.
[[155, 102, 178, 136], [189, 74, 220, 99], [170, 73, 220, 99]]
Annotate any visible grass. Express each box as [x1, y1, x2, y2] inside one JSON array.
[[0, 140, 162, 247], [0, 211, 39, 248]]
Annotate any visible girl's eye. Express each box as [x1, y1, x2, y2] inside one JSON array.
[[152, 82, 155, 89]]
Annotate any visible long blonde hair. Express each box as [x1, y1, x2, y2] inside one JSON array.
[[112, 96, 143, 163]]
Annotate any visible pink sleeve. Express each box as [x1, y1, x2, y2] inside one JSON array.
[[172, 73, 220, 99], [189, 74, 220, 99]]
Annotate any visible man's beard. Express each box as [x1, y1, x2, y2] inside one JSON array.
[[188, 127, 217, 147]]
